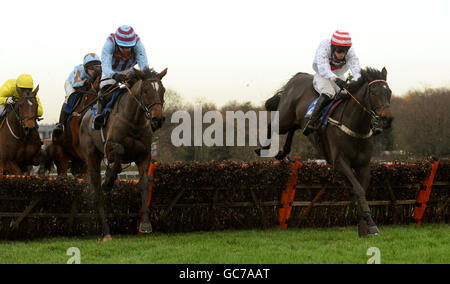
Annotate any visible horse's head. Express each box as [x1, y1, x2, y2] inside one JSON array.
[[82, 75, 101, 105], [131, 68, 168, 130], [363, 67, 394, 129], [14, 85, 40, 136]]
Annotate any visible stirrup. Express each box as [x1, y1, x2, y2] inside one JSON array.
[[93, 115, 105, 130], [303, 120, 315, 135]]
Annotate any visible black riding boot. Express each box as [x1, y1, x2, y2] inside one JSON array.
[[93, 98, 105, 130], [54, 104, 69, 136], [303, 93, 331, 136]]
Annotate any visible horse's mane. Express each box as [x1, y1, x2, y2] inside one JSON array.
[[346, 67, 385, 93], [131, 68, 159, 82]]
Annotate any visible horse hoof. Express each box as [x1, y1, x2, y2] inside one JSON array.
[[358, 220, 369, 238], [275, 151, 286, 160], [102, 235, 113, 242], [368, 226, 380, 236], [139, 222, 153, 234]]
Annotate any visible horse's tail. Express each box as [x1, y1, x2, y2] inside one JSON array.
[[265, 91, 282, 111]]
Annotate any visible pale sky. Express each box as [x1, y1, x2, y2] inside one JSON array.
[[1, 0, 450, 124]]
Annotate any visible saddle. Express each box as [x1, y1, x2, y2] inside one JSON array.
[[91, 86, 125, 129], [305, 95, 345, 127]]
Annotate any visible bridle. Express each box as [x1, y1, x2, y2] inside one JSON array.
[[124, 78, 164, 120], [327, 79, 390, 139], [343, 79, 389, 121], [7, 96, 41, 139]]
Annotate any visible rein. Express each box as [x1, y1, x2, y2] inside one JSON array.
[[7, 97, 41, 140], [342, 79, 386, 121], [124, 79, 163, 120], [6, 117, 20, 140], [328, 79, 388, 139]]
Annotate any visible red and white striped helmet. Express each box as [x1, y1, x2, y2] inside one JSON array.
[[115, 25, 137, 47], [331, 30, 352, 47]]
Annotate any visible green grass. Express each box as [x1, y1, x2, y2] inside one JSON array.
[[0, 224, 448, 264]]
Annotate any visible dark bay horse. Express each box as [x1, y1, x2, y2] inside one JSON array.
[[45, 77, 101, 177], [256, 67, 394, 237], [0, 86, 43, 174], [80, 68, 167, 241]]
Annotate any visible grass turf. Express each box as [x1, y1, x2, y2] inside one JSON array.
[[0, 224, 448, 264]]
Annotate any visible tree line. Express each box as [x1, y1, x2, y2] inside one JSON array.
[[154, 87, 450, 162], [39, 86, 449, 163]]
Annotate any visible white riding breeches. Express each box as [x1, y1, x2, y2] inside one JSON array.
[[313, 73, 346, 99], [64, 79, 76, 104]]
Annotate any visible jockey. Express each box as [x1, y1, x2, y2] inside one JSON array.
[[93, 25, 150, 129], [0, 74, 43, 118], [54, 53, 102, 133], [303, 30, 361, 136]]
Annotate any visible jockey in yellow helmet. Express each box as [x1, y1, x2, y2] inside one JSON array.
[[0, 74, 44, 118]]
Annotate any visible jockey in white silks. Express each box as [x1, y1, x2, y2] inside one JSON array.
[[93, 25, 150, 130], [303, 30, 362, 136]]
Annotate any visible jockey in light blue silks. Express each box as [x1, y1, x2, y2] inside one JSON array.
[[55, 53, 102, 134], [93, 25, 150, 130]]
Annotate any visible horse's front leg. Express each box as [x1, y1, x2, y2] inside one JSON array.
[[102, 142, 124, 191], [5, 160, 22, 175], [87, 149, 111, 241], [136, 157, 152, 233], [355, 164, 380, 236], [336, 156, 378, 237]]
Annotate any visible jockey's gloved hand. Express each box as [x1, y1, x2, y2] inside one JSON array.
[[334, 78, 348, 90], [6, 97, 15, 104], [112, 73, 127, 83]]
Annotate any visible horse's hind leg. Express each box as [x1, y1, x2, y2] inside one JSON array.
[[255, 123, 272, 156], [336, 157, 378, 237], [275, 126, 301, 160], [255, 117, 294, 157]]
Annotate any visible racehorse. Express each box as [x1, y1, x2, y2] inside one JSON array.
[[256, 67, 394, 237], [80, 67, 167, 241], [0, 86, 43, 174], [46, 77, 101, 177]]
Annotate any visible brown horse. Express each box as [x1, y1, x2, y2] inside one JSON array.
[[0, 86, 42, 174], [44, 77, 101, 177], [80, 68, 167, 241], [256, 67, 394, 237]]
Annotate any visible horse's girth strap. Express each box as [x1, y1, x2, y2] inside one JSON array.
[[327, 117, 373, 139]]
